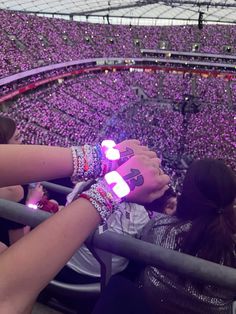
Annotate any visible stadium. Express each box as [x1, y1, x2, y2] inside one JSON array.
[[0, 1, 235, 313]]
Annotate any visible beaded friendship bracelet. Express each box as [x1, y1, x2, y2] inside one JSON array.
[[80, 179, 122, 222], [71, 140, 120, 183], [80, 171, 130, 222]]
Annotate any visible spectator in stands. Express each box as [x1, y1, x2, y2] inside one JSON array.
[[0, 116, 22, 145], [138, 158, 236, 314], [0, 141, 169, 313], [144, 186, 177, 217]]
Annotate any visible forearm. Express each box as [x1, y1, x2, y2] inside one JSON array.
[[0, 198, 101, 313], [0, 145, 73, 187], [0, 143, 167, 313]]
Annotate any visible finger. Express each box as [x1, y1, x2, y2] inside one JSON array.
[[149, 157, 161, 168], [134, 150, 157, 160], [150, 184, 169, 202], [159, 174, 171, 185], [144, 151, 158, 159], [150, 173, 170, 189], [126, 139, 140, 145], [136, 145, 149, 151]]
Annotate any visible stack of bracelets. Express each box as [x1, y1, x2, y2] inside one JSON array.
[[70, 140, 131, 222]]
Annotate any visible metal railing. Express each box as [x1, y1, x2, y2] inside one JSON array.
[[0, 192, 236, 291]]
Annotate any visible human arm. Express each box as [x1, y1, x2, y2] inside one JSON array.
[[0, 197, 100, 314], [0, 145, 74, 187], [0, 141, 155, 188], [0, 154, 169, 313]]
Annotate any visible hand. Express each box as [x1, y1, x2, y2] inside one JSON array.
[[110, 139, 157, 171], [116, 155, 170, 204]]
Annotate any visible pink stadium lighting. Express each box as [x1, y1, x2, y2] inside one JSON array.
[[101, 140, 120, 161], [104, 171, 130, 198]]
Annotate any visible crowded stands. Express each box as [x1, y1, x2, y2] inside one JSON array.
[[0, 4, 235, 314]]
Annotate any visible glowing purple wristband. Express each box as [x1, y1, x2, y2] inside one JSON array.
[[101, 140, 120, 161], [104, 171, 130, 198], [27, 203, 38, 210]]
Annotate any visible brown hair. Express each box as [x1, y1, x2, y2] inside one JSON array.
[[0, 116, 16, 144], [176, 159, 236, 266]]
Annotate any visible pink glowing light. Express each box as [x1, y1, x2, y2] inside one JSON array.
[[104, 171, 130, 198], [27, 203, 38, 210], [101, 140, 116, 148], [101, 140, 120, 161], [105, 148, 120, 160]]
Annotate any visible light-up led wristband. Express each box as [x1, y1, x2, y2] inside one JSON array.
[[101, 140, 120, 161], [27, 203, 38, 210], [104, 171, 130, 198]]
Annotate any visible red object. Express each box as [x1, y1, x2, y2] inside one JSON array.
[[37, 195, 59, 213], [79, 193, 91, 202]]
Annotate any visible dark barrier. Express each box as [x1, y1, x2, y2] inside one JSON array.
[[41, 181, 72, 195], [0, 197, 236, 291]]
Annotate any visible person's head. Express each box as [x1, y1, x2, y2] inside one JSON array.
[[0, 117, 22, 144], [176, 158, 236, 220], [177, 159, 236, 266], [144, 187, 177, 216]]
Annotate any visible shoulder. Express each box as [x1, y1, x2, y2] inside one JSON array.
[[152, 213, 180, 225], [140, 214, 191, 244]]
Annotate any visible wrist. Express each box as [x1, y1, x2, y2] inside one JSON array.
[[71, 140, 121, 183], [79, 179, 122, 223], [71, 145, 102, 183]]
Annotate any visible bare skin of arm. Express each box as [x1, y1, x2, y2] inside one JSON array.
[[0, 145, 73, 188], [0, 142, 156, 188], [0, 197, 101, 314], [0, 144, 169, 313]]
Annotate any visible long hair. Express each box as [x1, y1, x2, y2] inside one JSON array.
[[176, 159, 236, 266], [0, 116, 16, 144]]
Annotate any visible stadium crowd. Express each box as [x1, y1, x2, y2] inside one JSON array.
[[0, 8, 235, 314]]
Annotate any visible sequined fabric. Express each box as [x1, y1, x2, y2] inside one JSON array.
[[138, 214, 234, 314]]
